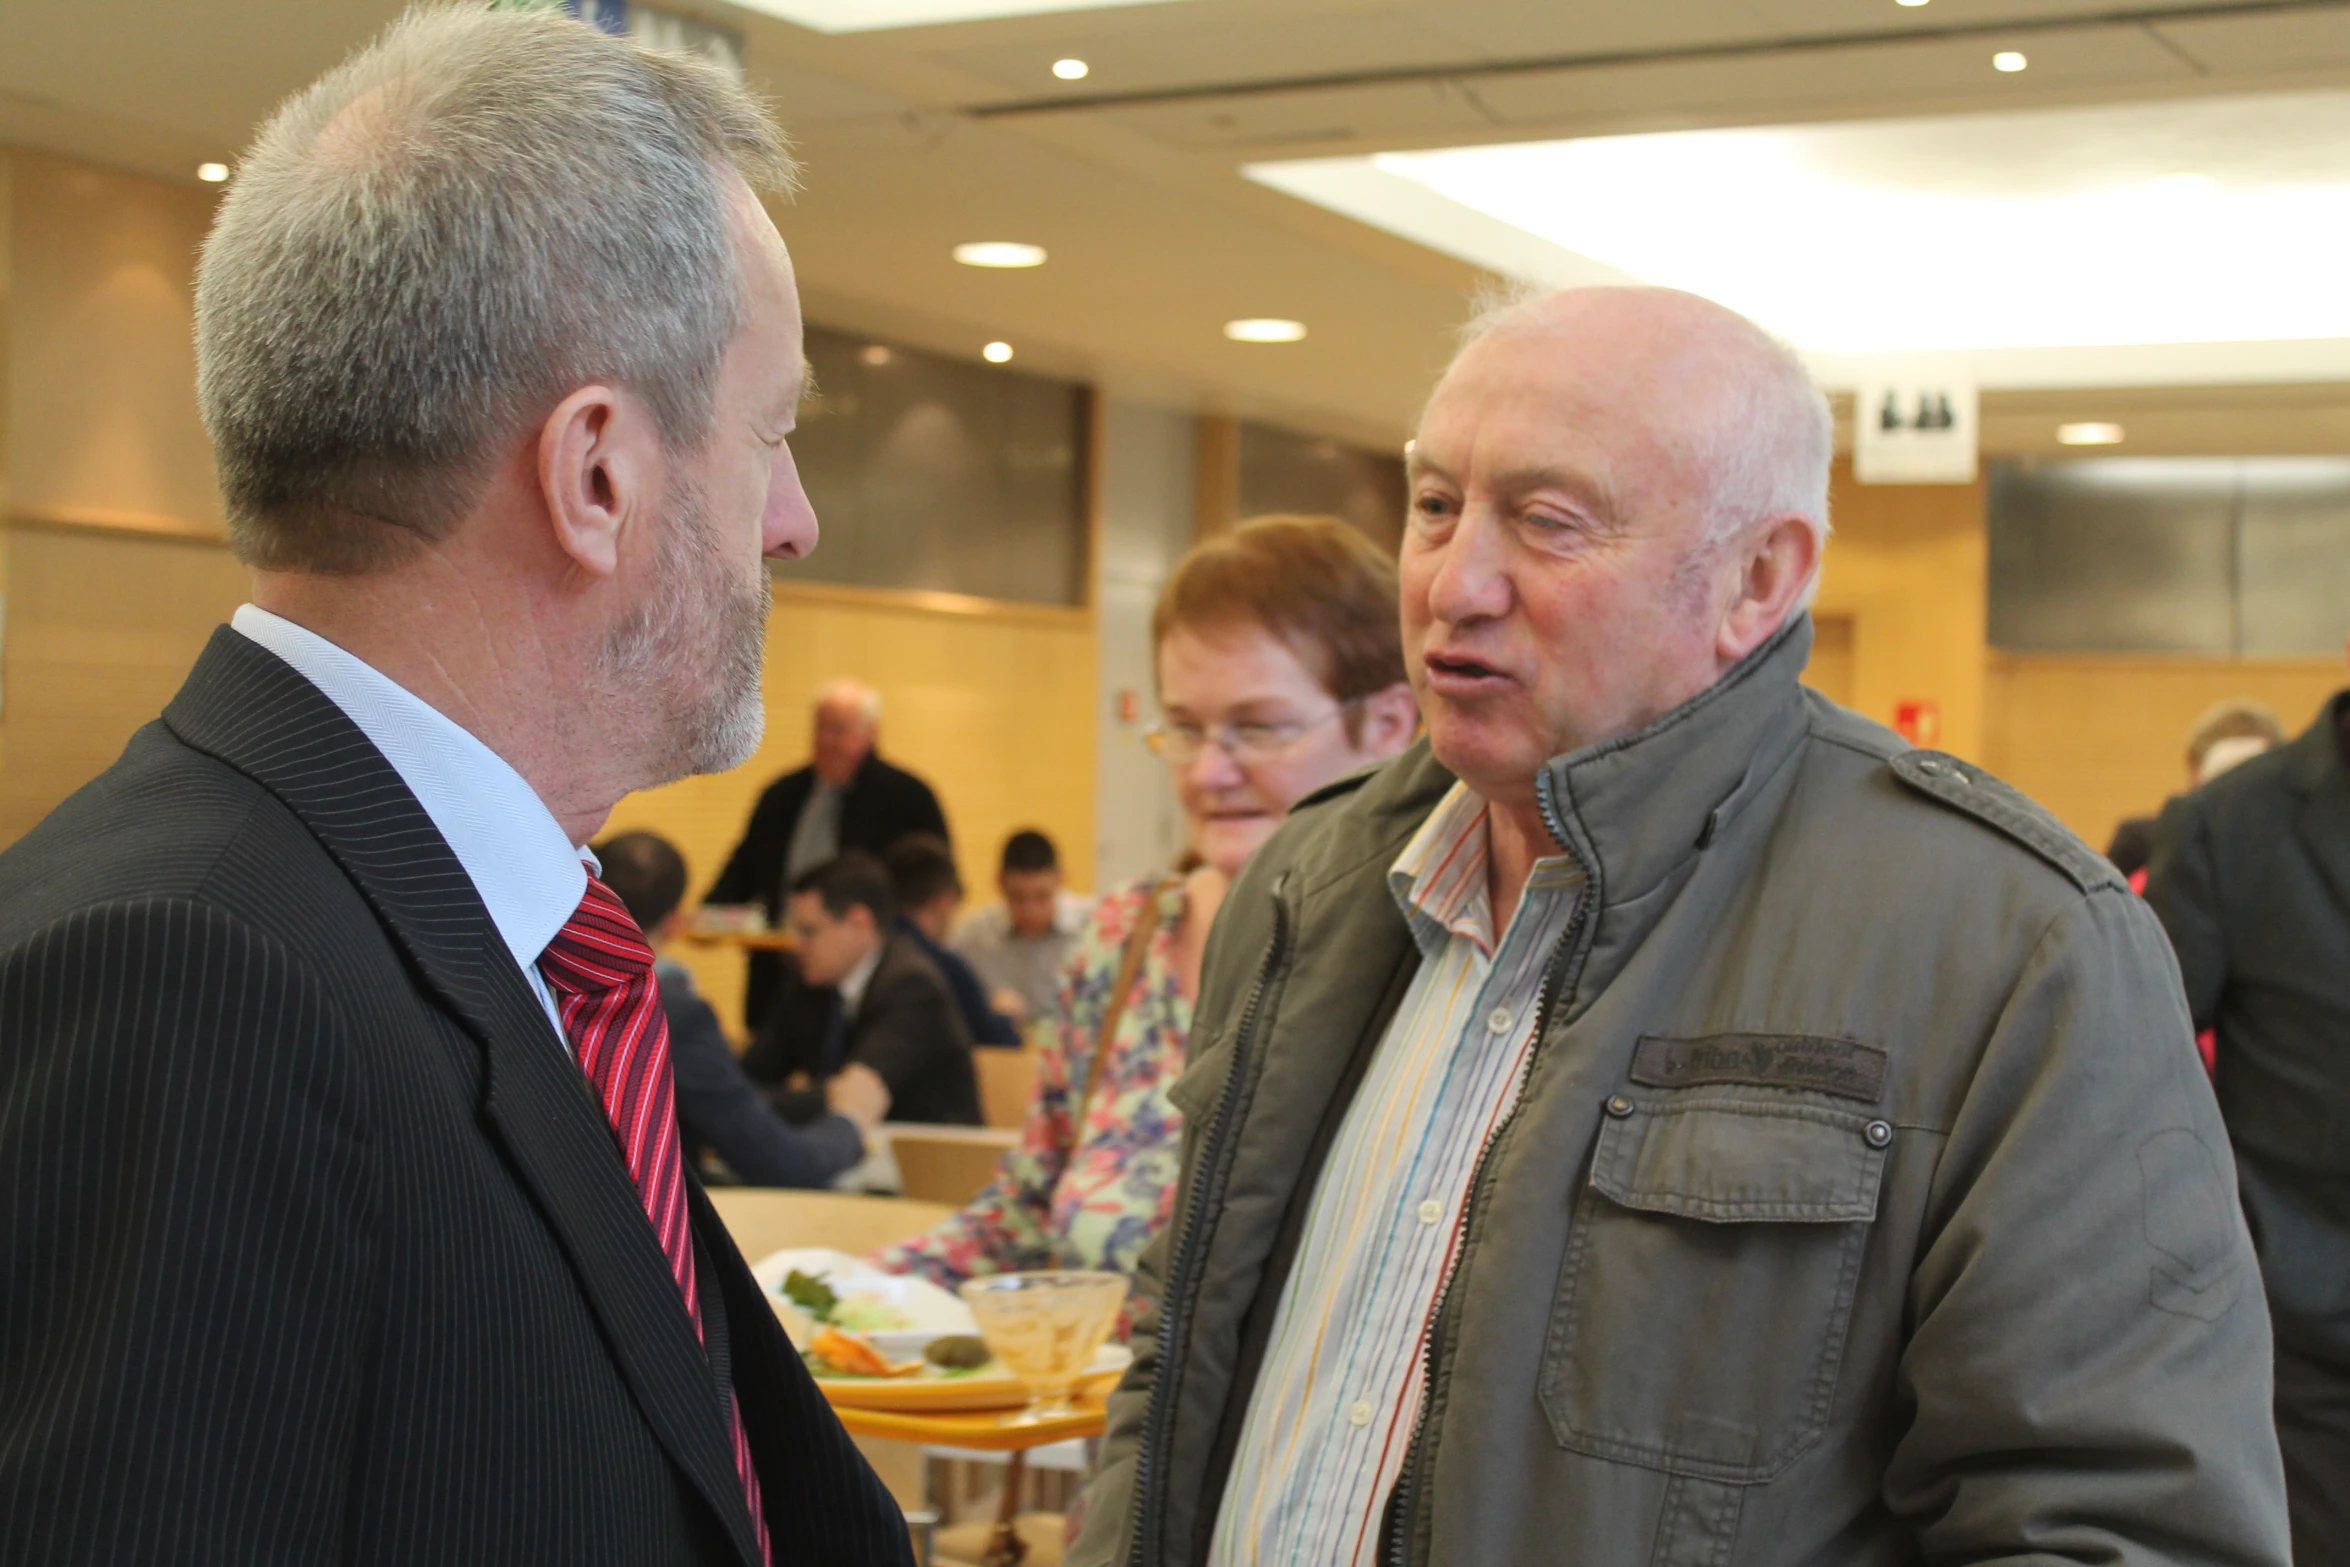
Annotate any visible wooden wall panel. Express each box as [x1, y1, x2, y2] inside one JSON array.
[[1983, 652, 2343, 849], [0, 523, 249, 844], [600, 582, 1098, 1035], [6, 150, 223, 535], [1813, 462, 1988, 761]]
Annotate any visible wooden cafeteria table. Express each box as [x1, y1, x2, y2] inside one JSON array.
[[823, 1393, 1106, 1567]]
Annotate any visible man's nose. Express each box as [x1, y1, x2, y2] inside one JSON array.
[[764, 437, 819, 560], [1424, 507, 1512, 626]]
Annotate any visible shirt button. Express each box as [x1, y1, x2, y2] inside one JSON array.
[[1486, 1007, 1514, 1034], [1417, 1199, 1442, 1226], [1604, 1094, 1636, 1119], [1864, 1120, 1894, 1149], [1348, 1400, 1374, 1428]]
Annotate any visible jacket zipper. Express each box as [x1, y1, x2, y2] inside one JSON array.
[[1384, 772, 1591, 1567], [1129, 879, 1293, 1567]]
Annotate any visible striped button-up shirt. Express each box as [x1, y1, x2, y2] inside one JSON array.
[[1207, 783, 1584, 1567]]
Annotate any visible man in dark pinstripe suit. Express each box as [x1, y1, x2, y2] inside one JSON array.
[[0, 10, 911, 1565]]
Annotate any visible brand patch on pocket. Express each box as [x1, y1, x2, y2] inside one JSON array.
[[1630, 1033, 1887, 1104]]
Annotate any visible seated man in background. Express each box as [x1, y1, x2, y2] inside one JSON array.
[[707, 679, 950, 1031], [744, 851, 982, 1127], [2106, 696, 2285, 880], [952, 828, 1092, 1023], [597, 831, 884, 1187], [884, 833, 1022, 1046]]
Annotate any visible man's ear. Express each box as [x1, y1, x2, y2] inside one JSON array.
[[537, 383, 659, 578], [1715, 514, 1821, 666], [1357, 681, 1423, 758]]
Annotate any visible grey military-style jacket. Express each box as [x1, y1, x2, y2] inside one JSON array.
[[1070, 616, 2289, 1567]]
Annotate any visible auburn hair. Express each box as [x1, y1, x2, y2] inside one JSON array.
[[1152, 514, 1406, 738]]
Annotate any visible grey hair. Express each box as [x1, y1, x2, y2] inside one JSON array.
[[196, 4, 796, 574], [1449, 284, 1834, 575], [817, 678, 883, 727]]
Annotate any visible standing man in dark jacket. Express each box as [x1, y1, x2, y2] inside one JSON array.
[[2145, 667, 2350, 1565], [0, 10, 911, 1564], [708, 680, 949, 1031], [1069, 287, 2286, 1567]]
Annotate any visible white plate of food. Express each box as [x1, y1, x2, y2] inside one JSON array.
[[749, 1247, 975, 1359]]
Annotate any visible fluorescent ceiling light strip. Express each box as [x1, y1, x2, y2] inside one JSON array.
[[1248, 89, 2350, 373], [731, 0, 1186, 33]]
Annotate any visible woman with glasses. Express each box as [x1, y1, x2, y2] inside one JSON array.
[[873, 514, 1418, 1315]]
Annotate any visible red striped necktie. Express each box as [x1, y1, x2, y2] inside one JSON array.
[[540, 876, 772, 1565]]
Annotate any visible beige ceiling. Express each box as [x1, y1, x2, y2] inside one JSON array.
[[7, 0, 2350, 448]]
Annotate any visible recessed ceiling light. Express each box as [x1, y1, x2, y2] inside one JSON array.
[[2057, 421, 2125, 445], [2152, 171, 2214, 194], [953, 241, 1048, 268], [1895, 0, 1928, 7], [1224, 317, 1307, 343], [197, 162, 230, 183], [1992, 50, 2028, 72], [982, 340, 1015, 363], [1052, 58, 1089, 80], [859, 344, 894, 367]]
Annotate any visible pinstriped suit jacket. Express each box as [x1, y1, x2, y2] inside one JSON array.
[[0, 629, 914, 1567]]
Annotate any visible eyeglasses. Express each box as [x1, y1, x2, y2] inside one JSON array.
[[1143, 700, 1358, 764]]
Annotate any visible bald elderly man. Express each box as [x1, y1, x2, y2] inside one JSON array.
[[708, 679, 947, 1029], [1068, 288, 2288, 1567]]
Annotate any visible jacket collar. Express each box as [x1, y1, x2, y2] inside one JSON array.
[[162, 628, 765, 1567], [1292, 614, 1816, 920], [1536, 612, 1814, 912]]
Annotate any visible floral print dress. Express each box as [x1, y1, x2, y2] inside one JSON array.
[[873, 875, 1192, 1320]]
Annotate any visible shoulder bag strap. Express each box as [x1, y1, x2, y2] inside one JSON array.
[[1070, 877, 1173, 1135]]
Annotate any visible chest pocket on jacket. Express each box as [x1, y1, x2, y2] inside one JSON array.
[[1538, 1092, 1889, 1483]]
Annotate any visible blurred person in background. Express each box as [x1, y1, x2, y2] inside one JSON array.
[[2106, 697, 2286, 881], [598, 831, 884, 1188], [2145, 644, 2350, 1565], [1070, 290, 2285, 1567], [708, 679, 949, 1030], [954, 828, 1094, 1024], [884, 832, 1022, 1046], [872, 515, 1418, 1312], [0, 10, 911, 1563], [744, 850, 981, 1127]]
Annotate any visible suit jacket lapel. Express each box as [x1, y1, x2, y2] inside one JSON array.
[[163, 628, 762, 1567]]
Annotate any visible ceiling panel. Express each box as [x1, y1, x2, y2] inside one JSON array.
[[2153, 9, 2350, 72], [1465, 23, 2201, 128], [920, 8, 1457, 96], [1414, 0, 1797, 59], [0, 0, 406, 146], [755, 60, 922, 124], [1103, 78, 1500, 149]]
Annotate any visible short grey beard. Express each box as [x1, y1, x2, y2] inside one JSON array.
[[599, 481, 771, 785]]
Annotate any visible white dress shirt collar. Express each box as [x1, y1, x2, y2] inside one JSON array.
[[229, 604, 593, 984], [837, 941, 885, 1019]]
